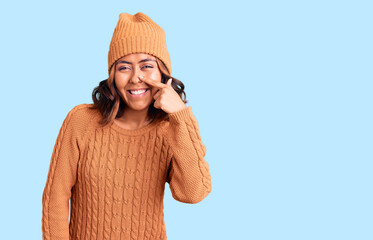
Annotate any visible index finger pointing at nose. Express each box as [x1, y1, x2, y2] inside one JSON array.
[[140, 76, 166, 89]]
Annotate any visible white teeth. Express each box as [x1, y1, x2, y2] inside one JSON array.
[[130, 89, 146, 95]]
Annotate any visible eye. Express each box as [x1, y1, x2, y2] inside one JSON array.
[[141, 64, 153, 69], [118, 66, 131, 71]]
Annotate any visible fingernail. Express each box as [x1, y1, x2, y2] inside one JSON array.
[[139, 75, 144, 79]]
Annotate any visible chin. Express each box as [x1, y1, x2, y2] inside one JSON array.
[[126, 103, 151, 112]]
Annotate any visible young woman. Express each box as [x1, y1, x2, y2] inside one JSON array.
[[42, 12, 212, 240]]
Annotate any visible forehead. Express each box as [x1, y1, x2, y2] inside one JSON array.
[[118, 53, 156, 62]]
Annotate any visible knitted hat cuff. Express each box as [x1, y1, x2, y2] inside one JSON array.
[[108, 36, 171, 74]]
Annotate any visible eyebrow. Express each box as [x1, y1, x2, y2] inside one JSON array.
[[117, 58, 156, 65]]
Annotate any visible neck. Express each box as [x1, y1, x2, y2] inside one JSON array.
[[115, 107, 153, 130]]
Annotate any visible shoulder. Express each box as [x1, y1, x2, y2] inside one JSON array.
[[65, 103, 100, 122], [67, 103, 99, 118], [63, 103, 103, 134]]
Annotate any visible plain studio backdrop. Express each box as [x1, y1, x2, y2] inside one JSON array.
[[0, 0, 372, 239]]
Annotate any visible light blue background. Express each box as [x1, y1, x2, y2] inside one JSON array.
[[0, 0, 372, 239]]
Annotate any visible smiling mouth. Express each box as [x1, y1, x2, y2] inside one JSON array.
[[127, 89, 150, 95]]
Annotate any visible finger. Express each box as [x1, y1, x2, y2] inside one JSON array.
[[153, 99, 161, 109], [140, 76, 166, 89], [153, 89, 162, 100], [166, 78, 172, 87]]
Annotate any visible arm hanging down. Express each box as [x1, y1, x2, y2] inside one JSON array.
[[165, 106, 212, 204], [42, 106, 84, 240]]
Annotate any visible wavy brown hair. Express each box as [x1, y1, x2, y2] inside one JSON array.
[[89, 57, 187, 127]]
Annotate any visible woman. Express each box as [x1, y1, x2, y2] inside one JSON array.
[[42, 12, 212, 240]]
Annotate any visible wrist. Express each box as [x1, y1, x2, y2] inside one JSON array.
[[168, 106, 191, 123]]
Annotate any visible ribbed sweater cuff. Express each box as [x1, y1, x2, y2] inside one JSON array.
[[168, 106, 192, 123]]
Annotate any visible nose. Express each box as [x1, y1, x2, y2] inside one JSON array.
[[129, 73, 143, 84], [129, 66, 145, 84]]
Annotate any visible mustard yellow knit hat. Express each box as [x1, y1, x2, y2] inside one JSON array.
[[108, 12, 171, 75]]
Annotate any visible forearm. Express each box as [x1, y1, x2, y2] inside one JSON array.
[[166, 106, 212, 203], [42, 106, 81, 239], [42, 190, 70, 239]]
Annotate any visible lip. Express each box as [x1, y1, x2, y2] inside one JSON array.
[[126, 88, 150, 98], [127, 88, 150, 91]]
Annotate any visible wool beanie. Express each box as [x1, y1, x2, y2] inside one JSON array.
[[108, 12, 171, 75]]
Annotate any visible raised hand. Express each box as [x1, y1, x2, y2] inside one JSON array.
[[139, 75, 186, 114]]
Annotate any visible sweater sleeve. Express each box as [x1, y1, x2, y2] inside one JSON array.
[[165, 106, 212, 204], [42, 106, 84, 240]]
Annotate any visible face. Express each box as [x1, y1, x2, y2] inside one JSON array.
[[114, 53, 162, 113]]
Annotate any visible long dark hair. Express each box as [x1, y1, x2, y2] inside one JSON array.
[[89, 57, 187, 127]]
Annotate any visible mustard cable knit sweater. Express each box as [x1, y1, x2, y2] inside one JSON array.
[[42, 104, 212, 240]]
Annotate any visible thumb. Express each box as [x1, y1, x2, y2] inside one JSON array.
[[167, 78, 172, 87]]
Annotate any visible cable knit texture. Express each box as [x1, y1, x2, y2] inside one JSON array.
[[42, 103, 211, 240]]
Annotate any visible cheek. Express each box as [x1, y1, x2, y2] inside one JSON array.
[[150, 87, 156, 96], [148, 70, 162, 83], [115, 75, 129, 88]]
